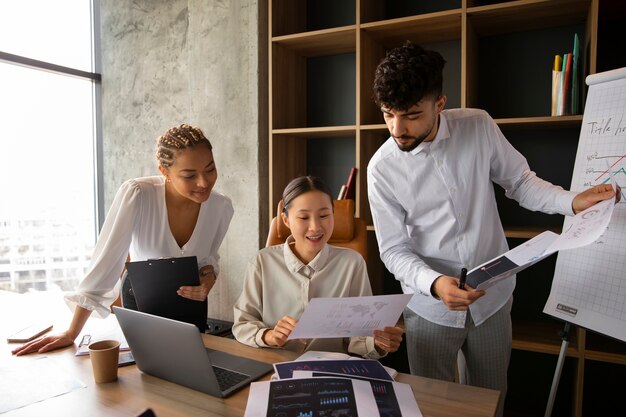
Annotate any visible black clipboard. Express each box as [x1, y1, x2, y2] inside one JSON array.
[[125, 256, 207, 332]]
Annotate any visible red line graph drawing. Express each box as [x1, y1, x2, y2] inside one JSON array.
[[594, 153, 626, 182]]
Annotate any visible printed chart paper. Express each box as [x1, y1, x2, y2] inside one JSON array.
[[273, 359, 394, 381], [244, 377, 378, 417], [291, 350, 398, 379], [466, 197, 615, 290], [288, 294, 412, 339], [293, 371, 423, 417]]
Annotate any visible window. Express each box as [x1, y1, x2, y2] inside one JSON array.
[[0, 1, 101, 294]]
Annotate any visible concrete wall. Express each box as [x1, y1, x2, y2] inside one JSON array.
[[99, 0, 267, 320]]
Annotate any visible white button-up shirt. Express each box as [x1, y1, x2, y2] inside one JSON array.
[[367, 109, 577, 327]]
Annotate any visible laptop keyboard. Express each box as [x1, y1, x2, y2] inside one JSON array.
[[212, 366, 249, 391]]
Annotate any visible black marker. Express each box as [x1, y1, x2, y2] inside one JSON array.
[[458, 267, 468, 290]]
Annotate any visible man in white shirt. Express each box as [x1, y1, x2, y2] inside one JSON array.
[[366, 42, 616, 417]]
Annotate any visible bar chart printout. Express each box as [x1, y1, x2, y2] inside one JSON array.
[[244, 378, 378, 417], [544, 68, 626, 342]]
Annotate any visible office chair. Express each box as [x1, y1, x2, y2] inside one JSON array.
[[266, 199, 367, 262]]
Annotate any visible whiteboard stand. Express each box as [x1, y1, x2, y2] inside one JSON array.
[[544, 322, 573, 417]]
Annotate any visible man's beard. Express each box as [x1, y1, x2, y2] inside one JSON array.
[[392, 116, 438, 152], [393, 134, 427, 152]]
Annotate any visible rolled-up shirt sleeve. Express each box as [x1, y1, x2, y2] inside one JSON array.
[[64, 180, 141, 318]]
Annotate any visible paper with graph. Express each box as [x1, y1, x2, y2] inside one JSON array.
[[288, 294, 412, 339], [466, 195, 615, 291], [544, 67, 626, 342]]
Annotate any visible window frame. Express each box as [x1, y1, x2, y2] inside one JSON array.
[[0, 0, 103, 231], [0, 0, 104, 292]]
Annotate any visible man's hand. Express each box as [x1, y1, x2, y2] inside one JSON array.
[[262, 316, 298, 347], [431, 275, 485, 311], [177, 265, 216, 301], [572, 184, 620, 214]]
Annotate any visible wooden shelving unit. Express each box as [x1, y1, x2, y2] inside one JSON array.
[[267, 1, 625, 416], [504, 226, 561, 239], [511, 321, 580, 356]]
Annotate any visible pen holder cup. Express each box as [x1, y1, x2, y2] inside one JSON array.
[[88, 340, 120, 383]]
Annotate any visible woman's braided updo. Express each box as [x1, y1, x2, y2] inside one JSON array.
[[156, 124, 212, 168]]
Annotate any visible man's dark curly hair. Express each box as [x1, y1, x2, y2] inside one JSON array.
[[373, 41, 446, 111]]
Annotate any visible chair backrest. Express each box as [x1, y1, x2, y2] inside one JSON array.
[[266, 199, 367, 262]]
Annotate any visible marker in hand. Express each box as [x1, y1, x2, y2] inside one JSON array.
[[458, 267, 468, 290]]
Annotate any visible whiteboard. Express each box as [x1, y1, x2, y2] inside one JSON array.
[[544, 67, 626, 342]]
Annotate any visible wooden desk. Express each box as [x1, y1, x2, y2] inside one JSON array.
[[1, 291, 500, 417]]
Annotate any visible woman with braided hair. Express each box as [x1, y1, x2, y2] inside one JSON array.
[[12, 124, 233, 355]]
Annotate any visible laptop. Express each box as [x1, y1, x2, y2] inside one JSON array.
[[125, 256, 207, 331], [113, 306, 272, 397]]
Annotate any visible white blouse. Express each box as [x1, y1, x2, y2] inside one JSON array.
[[65, 176, 234, 318]]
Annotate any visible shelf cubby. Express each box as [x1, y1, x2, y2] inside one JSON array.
[[271, 0, 355, 37], [360, 0, 462, 24]]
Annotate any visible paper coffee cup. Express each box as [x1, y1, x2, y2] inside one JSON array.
[[89, 340, 120, 383]]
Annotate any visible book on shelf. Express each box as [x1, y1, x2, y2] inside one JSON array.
[[561, 52, 572, 115], [343, 167, 357, 200], [551, 54, 563, 116], [571, 33, 581, 115], [552, 33, 581, 117], [337, 184, 347, 200], [555, 53, 568, 116]]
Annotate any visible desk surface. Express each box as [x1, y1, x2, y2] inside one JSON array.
[[1, 291, 500, 417]]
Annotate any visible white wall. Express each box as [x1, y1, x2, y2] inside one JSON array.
[[99, 0, 266, 320]]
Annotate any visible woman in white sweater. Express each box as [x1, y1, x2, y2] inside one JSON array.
[[13, 124, 233, 355], [233, 176, 403, 358]]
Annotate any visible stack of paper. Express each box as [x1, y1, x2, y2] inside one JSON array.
[[244, 357, 422, 417], [242, 293, 421, 416]]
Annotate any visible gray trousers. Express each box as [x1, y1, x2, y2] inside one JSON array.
[[404, 297, 512, 417]]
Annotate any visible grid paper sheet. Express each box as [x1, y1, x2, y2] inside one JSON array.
[[544, 68, 626, 342]]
